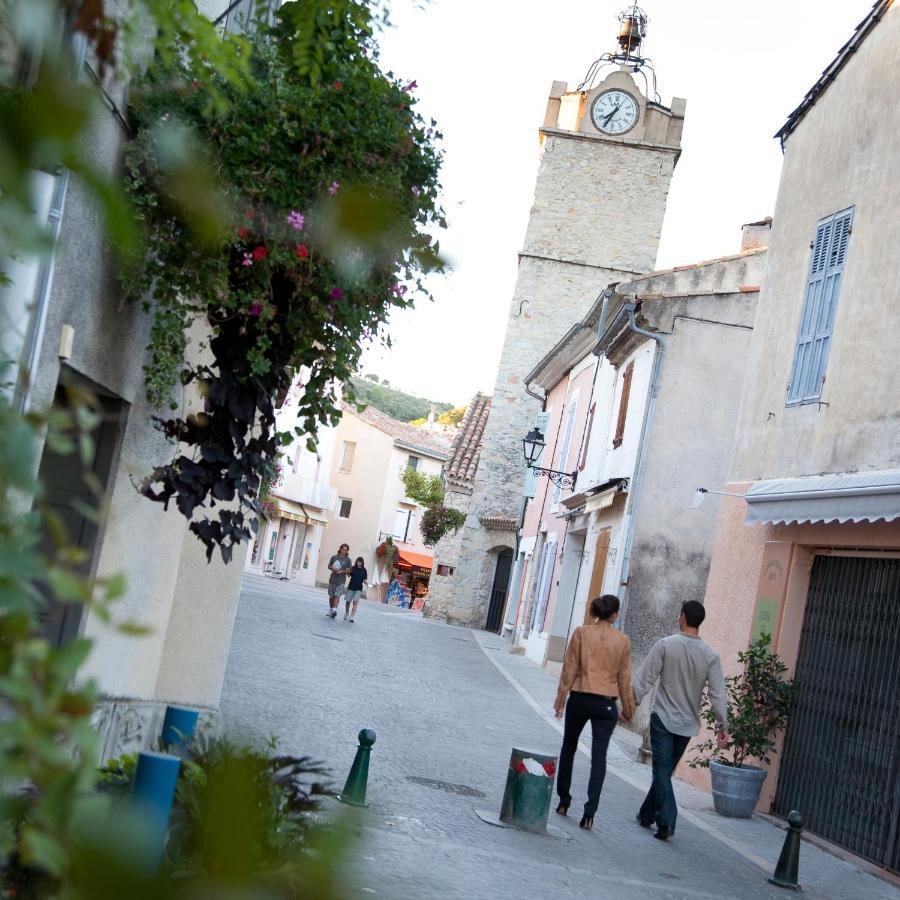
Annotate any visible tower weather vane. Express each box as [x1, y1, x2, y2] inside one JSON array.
[[577, 4, 660, 102]]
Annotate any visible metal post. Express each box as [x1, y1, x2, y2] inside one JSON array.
[[131, 751, 181, 869], [338, 728, 376, 807], [768, 810, 802, 891], [498, 747, 557, 833]]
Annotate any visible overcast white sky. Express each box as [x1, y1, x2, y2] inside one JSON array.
[[359, 0, 873, 407]]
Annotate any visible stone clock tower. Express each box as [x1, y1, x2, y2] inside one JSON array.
[[428, 7, 686, 627]]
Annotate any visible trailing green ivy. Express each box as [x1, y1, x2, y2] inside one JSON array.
[[124, 1, 445, 561], [400, 467, 465, 547]]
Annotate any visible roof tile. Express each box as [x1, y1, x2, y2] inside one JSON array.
[[446, 393, 492, 484]]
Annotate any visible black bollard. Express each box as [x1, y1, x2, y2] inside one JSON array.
[[338, 728, 376, 807], [768, 810, 802, 891]]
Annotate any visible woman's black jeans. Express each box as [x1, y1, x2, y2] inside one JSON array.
[[556, 691, 618, 817]]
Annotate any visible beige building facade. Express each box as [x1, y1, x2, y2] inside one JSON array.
[[697, 3, 900, 873], [315, 405, 450, 590]]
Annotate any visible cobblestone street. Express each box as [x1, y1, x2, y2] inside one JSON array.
[[220, 575, 897, 899]]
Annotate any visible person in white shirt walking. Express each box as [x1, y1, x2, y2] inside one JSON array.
[[632, 600, 730, 841]]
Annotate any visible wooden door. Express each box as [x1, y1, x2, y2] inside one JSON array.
[[582, 528, 611, 625]]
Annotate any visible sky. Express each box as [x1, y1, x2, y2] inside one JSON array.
[[358, 0, 874, 407]]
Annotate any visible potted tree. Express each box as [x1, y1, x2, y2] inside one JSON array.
[[690, 634, 794, 818]]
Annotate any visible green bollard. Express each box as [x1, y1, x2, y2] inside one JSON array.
[[338, 728, 376, 807], [768, 810, 802, 891]]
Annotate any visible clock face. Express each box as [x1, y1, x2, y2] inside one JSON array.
[[590, 89, 640, 135]]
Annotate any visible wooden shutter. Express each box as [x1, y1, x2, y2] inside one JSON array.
[[551, 396, 579, 509], [582, 528, 611, 625], [612, 362, 634, 448], [578, 403, 596, 471], [787, 208, 853, 404]]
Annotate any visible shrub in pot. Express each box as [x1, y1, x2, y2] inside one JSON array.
[[689, 633, 794, 818]]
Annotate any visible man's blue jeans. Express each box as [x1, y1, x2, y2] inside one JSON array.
[[638, 713, 691, 832]]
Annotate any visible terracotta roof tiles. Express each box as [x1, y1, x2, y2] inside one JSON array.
[[342, 403, 451, 459], [446, 393, 491, 485]]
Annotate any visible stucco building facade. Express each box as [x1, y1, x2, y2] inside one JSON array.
[[315, 405, 450, 591], [695, 2, 900, 873], [446, 18, 687, 629], [505, 237, 767, 701], [1, 0, 257, 761]]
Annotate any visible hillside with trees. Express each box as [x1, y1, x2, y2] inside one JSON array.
[[350, 375, 454, 423]]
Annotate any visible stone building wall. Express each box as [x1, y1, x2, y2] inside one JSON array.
[[446, 102, 683, 628], [421, 485, 470, 620]]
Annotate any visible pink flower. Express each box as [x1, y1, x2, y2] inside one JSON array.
[[250, 302, 264, 316], [330, 287, 344, 301], [390, 282, 407, 297], [295, 244, 309, 259], [286, 210, 305, 230], [403, 80, 417, 93], [242, 252, 253, 267], [252, 245, 268, 261], [328, 181, 340, 195], [237, 227, 249, 239]]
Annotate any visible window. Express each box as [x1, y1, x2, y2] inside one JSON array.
[[407, 455, 420, 471], [393, 509, 411, 541], [437, 564, 455, 576], [338, 498, 353, 519], [786, 207, 853, 405], [339, 440, 356, 473], [612, 361, 634, 448]]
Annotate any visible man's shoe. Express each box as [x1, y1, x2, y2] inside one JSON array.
[[349, 617, 354, 622], [653, 826, 672, 841], [636, 814, 652, 829], [330, 609, 337, 618]]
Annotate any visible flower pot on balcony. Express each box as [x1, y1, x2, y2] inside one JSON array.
[[709, 759, 766, 818]]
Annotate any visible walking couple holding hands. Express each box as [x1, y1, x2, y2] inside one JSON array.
[[554, 595, 729, 839]]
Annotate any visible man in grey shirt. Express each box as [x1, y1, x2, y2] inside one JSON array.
[[632, 600, 729, 841]]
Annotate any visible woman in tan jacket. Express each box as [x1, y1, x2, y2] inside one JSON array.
[[554, 594, 635, 830]]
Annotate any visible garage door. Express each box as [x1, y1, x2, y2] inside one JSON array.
[[774, 555, 900, 872]]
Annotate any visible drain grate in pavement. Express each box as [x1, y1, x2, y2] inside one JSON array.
[[310, 632, 344, 642], [406, 776, 486, 798]]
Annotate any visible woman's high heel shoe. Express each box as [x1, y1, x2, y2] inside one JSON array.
[[579, 815, 594, 830], [555, 802, 569, 816]]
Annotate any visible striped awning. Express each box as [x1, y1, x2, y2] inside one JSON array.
[[275, 498, 328, 526], [744, 470, 900, 526]]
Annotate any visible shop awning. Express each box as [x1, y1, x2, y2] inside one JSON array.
[[397, 549, 434, 571], [744, 470, 900, 526], [275, 498, 328, 526]]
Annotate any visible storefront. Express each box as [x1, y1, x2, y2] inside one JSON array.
[[375, 544, 434, 609], [245, 497, 329, 587]]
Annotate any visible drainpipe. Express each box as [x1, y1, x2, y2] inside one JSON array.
[[616, 302, 667, 628]]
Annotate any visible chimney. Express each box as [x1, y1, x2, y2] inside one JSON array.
[[741, 217, 772, 252]]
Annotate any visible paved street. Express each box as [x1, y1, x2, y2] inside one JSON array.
[[220, 574, 897, 899]]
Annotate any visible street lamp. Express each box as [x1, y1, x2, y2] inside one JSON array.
[[521, 427, 578, 491]]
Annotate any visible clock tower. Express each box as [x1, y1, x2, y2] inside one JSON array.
[[427, 6, 686, 628]]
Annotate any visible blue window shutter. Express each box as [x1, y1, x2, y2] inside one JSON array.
[[787, 208, 853, 404]]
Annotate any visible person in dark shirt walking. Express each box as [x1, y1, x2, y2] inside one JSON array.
[[326, 544, 352, 618], [343, 557, 368, 622]]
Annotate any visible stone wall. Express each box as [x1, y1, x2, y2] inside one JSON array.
[[423, 484, 471, 620]]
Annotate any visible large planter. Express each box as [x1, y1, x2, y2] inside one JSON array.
[[709, 759, 767, 818]]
